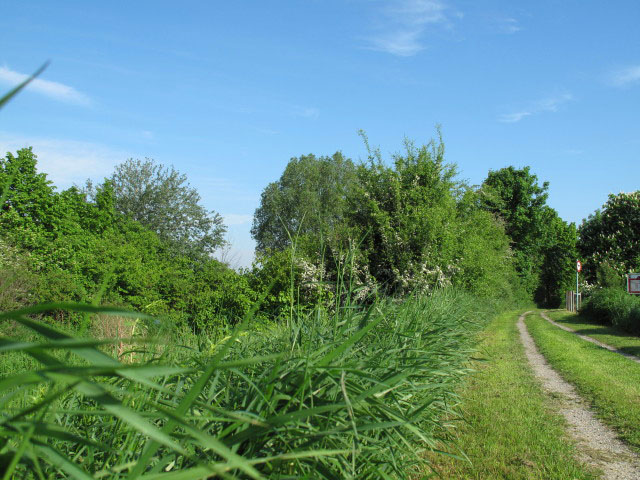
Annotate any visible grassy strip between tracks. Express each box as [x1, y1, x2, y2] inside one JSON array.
[[526, 312, 640, 452], [425, 311, 597, 479], [547, 310, 640, 357]]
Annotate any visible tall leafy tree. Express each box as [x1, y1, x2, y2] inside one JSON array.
[[480, 166, 576, 304], [536, 209, 577, 306], [481, 166, 549, 247], [0, 148, 58, 233], [251, 152, 357, 253], [106, 158, 226, 259], [578, 191, 640, 285]]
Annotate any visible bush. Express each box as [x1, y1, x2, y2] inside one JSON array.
[[583, 287, 640, 334]]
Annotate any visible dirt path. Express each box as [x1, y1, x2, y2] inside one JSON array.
[[540, 311, 640, 365], [517, 312, 640, 480]]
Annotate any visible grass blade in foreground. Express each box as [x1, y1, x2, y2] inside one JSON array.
[[1, 291, 495, 478]]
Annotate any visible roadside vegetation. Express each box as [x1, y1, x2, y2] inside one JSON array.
[[581, 288, 640, 335], [0, 290, 503, 478], [426, 311, 597, 480], [5, 73, 639, 477], [526, 312, 640, 452]]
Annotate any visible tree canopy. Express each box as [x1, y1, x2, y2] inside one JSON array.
[[251, 152, 357, 253], [480, 166, 576, 306], [105, 158, 227, 259], [578, 191, 640, 285]]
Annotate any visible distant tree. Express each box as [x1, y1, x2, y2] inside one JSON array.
[[578, 191, 640, 285], [251, 152, 358, 253], [106, 158, 226, 259], [480, 166, 549, 248], [0, 148, 58, 233], [535, 209, 577, 307], [480, 166, 575, 304]]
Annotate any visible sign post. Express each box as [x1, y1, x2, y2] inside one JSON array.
[[576, 260, 582, 311], [627, 273, 640, 294]]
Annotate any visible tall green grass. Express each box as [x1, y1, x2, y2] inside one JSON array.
[[0, 290, 492, 479]]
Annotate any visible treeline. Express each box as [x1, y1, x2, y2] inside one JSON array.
[[252, 136, 577, 309], [1, 135, 579, 330], [0, 149, 256, 330]]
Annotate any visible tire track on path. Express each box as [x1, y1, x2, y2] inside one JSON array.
[[539, 311, 640, 365], [517, 312, 640, 480]]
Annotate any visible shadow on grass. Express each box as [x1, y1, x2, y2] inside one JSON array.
[[551, 311, 640, 356], [618, 346, 640, 357]]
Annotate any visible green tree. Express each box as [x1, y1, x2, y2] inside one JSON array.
[[481, 166, 549, 248], [251, 152, 358, 253], [348, 136, 461, 294], [0, 148, 58, 234], [578, 191, 640, 285], [480, 166, 576, 305], [480, 166, 549, 295], [105, 158, 227, 259], [535, 209, 577, 306]]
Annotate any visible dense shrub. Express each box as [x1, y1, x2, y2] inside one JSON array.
[[582, 287, 640, 334], [0, 148, 256, 329]]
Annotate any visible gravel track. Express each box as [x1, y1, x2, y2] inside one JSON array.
[[517, 312, 640, 480], [539, 311, 640, 365]]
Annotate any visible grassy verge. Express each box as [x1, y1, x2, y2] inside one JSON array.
[[426, 311, 597, 479], [548, 310, 640, 357], [0, 290, 494, 479], [526, 312, 640, 451]]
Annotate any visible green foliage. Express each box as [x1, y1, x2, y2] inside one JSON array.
[[0, 149, 253, 330], [250, 133, 527, 303], [251, 152, 357, 253], [0, 238, 39, 311], [578, 191, 640, 285], [480, 166, 576, 306], [248, 248, 301, 319], [349, 136, 459, 294], [0, 291, 495, 478], [104, 158, 227, 259], [453, 190, 525, 301], [582, 287, 640, 334], [0, 148, 58, 233], [481, 166, 549, 247], [349, 135, 523, 299], [535, 211, 578, 307]]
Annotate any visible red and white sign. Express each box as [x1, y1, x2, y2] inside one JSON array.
[[628, 273, 640, 294], [576, 260, 582, 272]]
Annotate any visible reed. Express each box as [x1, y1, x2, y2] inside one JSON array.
[[0, 290, 492, 479]]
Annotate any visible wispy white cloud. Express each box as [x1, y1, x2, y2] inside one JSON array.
[[496, 17, 521, 34], [499, 93, 573, 123], [0, 133, 128, 187], [499, 111, 532, 123], [366, 0, 454, 57], [291, 106, 319, 119], [0, 66, 91, 106], [608, 65, 640, 87]]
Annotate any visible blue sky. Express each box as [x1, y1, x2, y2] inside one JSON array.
[[1, 0, 639, 267]]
